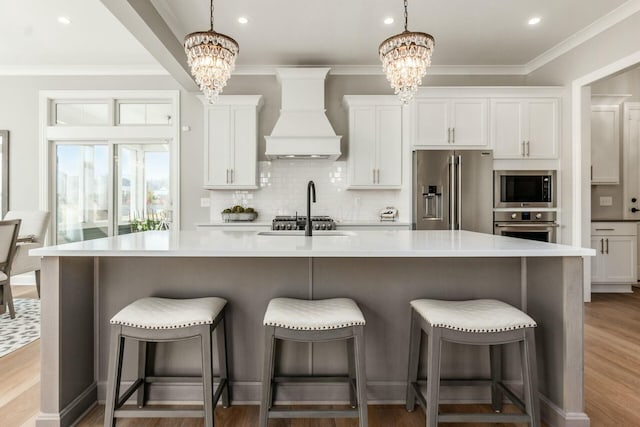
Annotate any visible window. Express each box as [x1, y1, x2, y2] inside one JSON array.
[[55, 102, 110, 125], [118, 102, 172, 125], [41, 90, 180, 244]]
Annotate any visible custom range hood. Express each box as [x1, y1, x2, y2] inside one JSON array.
[[265, 68, 341, 160]]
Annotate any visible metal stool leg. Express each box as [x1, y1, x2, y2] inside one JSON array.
[[425, 328, 442, 427], [522, 328, 541, 427], [104, 326, 125, 427], [354, 325, 368, 427], [490, 344, 503, 413], [136, 341, 148, 408], [406, 309, 421, 412], [216, 314, 230, 408], [259, 326, 276, 427], [347, 337, 357, 408], [201, 325, 214, 427]]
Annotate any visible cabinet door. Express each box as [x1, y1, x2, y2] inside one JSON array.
[[376, 105, 402, 186], [591, 106, 620, 184], [491, 99, 525, 159], [527, 99, 559, 159], [590, 237, 606, 283], [230, 107, 257, 187], [451, 99, 488, 146], [414, 99, 450, 146], [348, 107, 377, 186], [602, 236, 637, 283], [205, 106, 231, 186]]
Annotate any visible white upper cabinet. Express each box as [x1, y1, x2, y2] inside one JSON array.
[[202, 95, 263, 189], [343, 96, 402, 189], [491, 98, 559, 159], [591, 105, 620, 185], [413, 98, 487, 147]]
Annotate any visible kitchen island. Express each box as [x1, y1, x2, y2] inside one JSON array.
[[32, 230, 593, 427]]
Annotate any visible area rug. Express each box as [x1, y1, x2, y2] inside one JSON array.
[[0, 298, 40, 358]]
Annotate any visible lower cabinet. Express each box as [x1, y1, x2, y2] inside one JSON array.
[[591, 222, 637, 293]]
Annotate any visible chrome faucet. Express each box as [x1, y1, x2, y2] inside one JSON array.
[[306, 180, 316, 236]]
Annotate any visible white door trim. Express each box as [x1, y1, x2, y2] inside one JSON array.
[[571, 49, 640, 300]]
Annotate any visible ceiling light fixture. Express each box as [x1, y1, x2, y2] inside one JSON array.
[[528, 17, 541, 26], [378, 0, 434, 104], [58, 16, 71, 25], [184, 0, 239, 103], [384, 17, 394, 25], [238, 17, 248, 24]]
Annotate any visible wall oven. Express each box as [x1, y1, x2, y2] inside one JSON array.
[[494, 171, 556, 208], [494, 211, 558, 243]]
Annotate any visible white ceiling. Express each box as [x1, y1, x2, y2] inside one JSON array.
[[0, 0, 635, 75], [0, 0, 160, 70], [152, 0, 629, 67]]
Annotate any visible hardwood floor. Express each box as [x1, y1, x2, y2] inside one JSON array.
[[3, 285, 640, 426]]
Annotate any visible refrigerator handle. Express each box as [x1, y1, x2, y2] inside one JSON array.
[[449, 155, 455, 230], [457, 155, 462, 230]]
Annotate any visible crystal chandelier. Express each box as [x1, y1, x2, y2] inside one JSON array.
[[184, 0, 239, 102], [379, 0, 435, 104]]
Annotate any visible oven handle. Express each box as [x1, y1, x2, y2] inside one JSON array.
[[494, 223, 560, 228]]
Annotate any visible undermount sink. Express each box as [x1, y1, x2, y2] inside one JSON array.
[[257, 230, 356, 237]]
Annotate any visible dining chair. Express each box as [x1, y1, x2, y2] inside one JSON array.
[[0, 219, 21, 319], [3, 211, 50, 297]]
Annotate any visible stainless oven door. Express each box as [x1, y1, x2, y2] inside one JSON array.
[[494, 223, 558, 243]]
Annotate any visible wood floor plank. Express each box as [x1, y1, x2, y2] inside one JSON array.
[[3, 285, 640, 426]]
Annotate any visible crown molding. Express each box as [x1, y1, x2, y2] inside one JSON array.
[[524, 0, 640, 74], [233, 64, 528, 76], [0, 65, 169, 76]]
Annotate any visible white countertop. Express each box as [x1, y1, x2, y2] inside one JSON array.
[[32, 230, 594, 258]]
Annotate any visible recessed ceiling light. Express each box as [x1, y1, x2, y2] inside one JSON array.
[[58, 16, 71, 25], [384, 17, 394, 25], [528, 17, 541, 26], [238, 16, 248, 24]]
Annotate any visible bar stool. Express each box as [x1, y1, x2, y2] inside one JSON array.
[[104, 297, 230, 427], [406, 299, 540, 427], [259, 297, 368, 427]]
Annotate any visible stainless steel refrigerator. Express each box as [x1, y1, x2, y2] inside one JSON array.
[[412, 150, 493, 233]]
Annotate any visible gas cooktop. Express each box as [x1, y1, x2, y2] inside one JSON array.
[[272, 215, 336, 231]]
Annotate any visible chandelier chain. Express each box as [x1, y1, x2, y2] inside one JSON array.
[[210, 0, 214, 31], [404, 0, 408, 31]]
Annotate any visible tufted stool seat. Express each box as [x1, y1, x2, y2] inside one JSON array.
[[409, 299, 537, 333], [406, 299, 540, 427], [104, 297, 230, 427], [260, 298, 368, 427], [263, 297, 366, 330]]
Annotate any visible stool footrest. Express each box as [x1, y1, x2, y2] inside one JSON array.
[[438, 413, 530, 423], [274, 375, 350, 383], [145, 376, 203, 383], [268, 408, 360, 419], [114, 408, 204, 418]]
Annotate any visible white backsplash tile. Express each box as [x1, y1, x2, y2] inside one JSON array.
[[209, 161, 405, 222]]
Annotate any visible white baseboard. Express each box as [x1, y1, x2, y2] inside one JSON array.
[[591, 284, 633, 293], [11, 272, 36, 285]]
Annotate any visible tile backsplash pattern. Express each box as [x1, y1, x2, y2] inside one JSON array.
[[209, 161, 405, 222]]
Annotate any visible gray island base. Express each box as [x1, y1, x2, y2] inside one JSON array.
[[32, 230, 592, 427]]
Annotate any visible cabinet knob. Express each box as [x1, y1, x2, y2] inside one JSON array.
[[632, 198, 637, 203], [632, 208, 639, 213]]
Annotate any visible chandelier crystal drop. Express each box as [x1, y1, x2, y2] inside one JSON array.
[[184, 0, 239, 103], [379, 0, 434, 104]]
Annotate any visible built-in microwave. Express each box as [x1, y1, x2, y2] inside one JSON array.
[[494, 171, 556, 208]]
